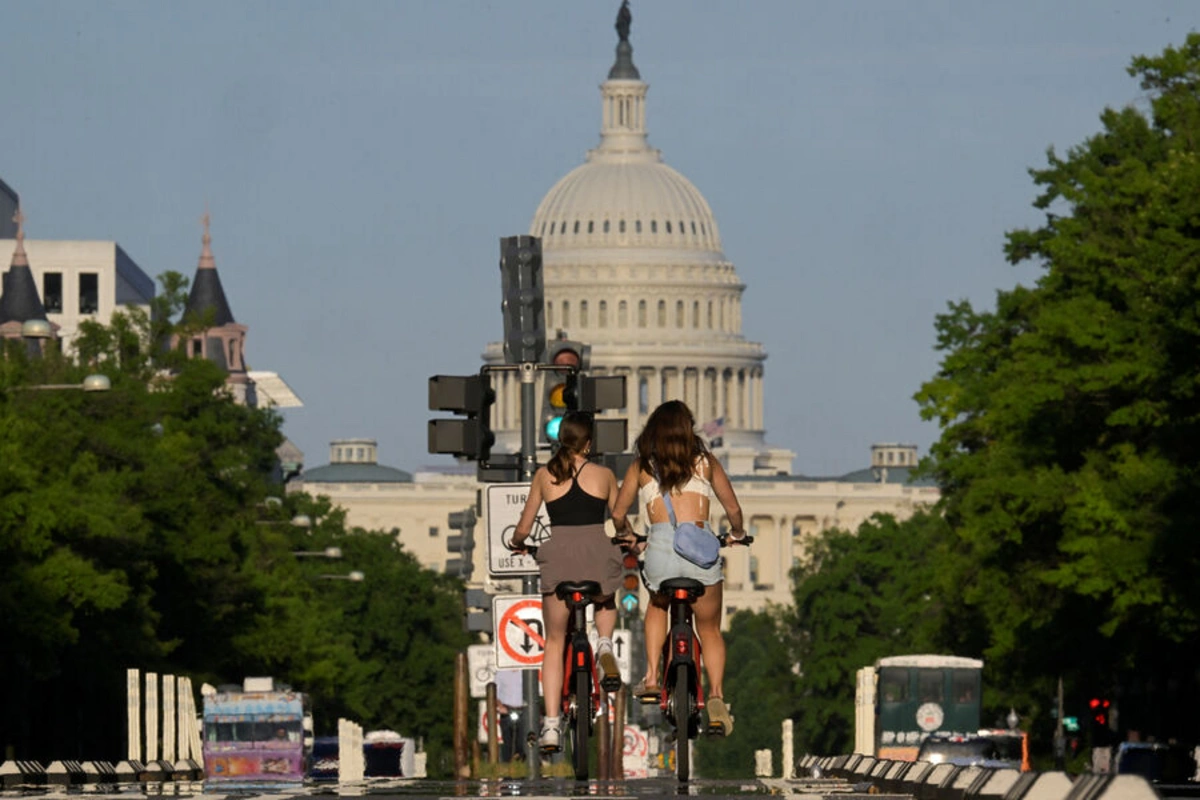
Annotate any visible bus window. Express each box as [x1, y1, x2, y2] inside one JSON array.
[[879, 668, 909, 703], [918, 670, 944, 702], [952, 669, 979, 704]]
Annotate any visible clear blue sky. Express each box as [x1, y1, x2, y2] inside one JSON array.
[[1, 1, 1194, 475]]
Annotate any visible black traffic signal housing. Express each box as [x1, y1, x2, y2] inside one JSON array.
[[445, 507, 477, 579], [500, 236, 546, 364], [619, 550, 641, 614], [428, 374, 496, 461], [541, 339, 590, 445]]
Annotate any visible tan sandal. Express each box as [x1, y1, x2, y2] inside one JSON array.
[[707, 697, 733, 736], [633, 678, 660, 703]]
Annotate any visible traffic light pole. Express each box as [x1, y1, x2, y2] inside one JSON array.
[[519, 360, 541, 777]]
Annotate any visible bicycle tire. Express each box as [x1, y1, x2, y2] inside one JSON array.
[[674, 662, 690, 781], [572, 669, 590, 780]]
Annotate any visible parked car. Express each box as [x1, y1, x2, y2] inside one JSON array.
[[1113, 741, 1196, 785], [917, 730, 1030, 771]]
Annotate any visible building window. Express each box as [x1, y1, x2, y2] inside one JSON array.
[[574, 220, 580, 233], [657, 299, 666, 327], [599, 300, 608, 328], [691, 221, 697, 235], [679, 220, 685, 235], [42, 272, 63, 313], [707, 301, 713, 328], [693, 301, 700, 328], [637, 300, 646, 328], [588, 220, 594, 234], [651, 220, 657, 233], [562, 300, 570, 328], [619, 219, 626, 233], [635, 219, 642, 233], [79, 273, 99, 314], [666, 221, 672, 233], [580, 300, 589, 328], [676, 300, 684, 328], [618, 300, 628, 327], [639, 376, 649, 414], [429, 527, 439, 537], [191, 338, 203, 358], [603, 220, 610, 234], [560, 221, 566, 234]]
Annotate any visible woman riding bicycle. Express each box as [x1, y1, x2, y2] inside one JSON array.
[[612, 400, 746, 736], [510, 411, 623, 751]]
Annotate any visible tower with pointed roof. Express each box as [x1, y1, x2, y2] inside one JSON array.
[[175, 213, 255, 405], [483, 3, 793, 475], [0, 208, 59, 347]]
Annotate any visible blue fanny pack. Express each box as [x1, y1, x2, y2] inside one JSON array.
[[660, 491, 720, 569]]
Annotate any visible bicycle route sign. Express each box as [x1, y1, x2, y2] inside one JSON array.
[[493, 595, 545, 669], [485, 483, 548, 577]]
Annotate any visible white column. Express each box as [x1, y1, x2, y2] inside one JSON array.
[[126, 668, 141, 762], [162, 674, 176, 762], [145, 672, 159, 762]]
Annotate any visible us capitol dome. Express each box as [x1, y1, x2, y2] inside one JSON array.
[[484, 10, 794, 476]]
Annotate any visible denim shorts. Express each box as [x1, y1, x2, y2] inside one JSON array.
[[642, 521, 723, 592]]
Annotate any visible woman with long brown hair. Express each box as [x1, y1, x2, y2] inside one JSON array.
[[510, 411, 623, 752], [612, 400, 746, 735]]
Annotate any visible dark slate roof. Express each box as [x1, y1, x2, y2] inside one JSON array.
[[186, 268, 235, 326], [0, 265, 48, 324], [0, 178, 16, 238], [300, 463, 414, 484]]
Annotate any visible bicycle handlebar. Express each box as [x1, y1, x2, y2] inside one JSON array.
[[508, 531, 753, 558]]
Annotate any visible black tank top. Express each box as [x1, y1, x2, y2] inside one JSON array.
[[545, 464, 609, 526]]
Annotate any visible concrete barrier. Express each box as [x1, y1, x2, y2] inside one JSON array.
[[0, 760, 47, 788], [45, 760, 86, 786]]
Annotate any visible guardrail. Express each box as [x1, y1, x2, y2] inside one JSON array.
[[0, 759, 203, 790], [795, 753, 1188, 800]]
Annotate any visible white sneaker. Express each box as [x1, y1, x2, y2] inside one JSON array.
[[539, 717, 562, 752]]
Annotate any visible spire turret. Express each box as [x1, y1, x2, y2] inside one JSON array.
[[0, 207, 50, 327], [608, 1, 640, 79], [185, 211, 235, 326], [594, 1, 654, 159]]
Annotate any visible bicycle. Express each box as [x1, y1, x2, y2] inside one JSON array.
[[513, 544, 623, 781], [632, 531, 754, 782]]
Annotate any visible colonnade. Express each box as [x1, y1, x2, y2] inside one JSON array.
[[491, 362, 765, 435]]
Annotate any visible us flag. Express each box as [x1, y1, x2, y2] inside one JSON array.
[[701, 417, 724, 447]]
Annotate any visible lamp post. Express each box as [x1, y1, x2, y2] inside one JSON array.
[[14, 374, 112, 392], [316, 571, 364, 582], [294, 547, 342, 559]]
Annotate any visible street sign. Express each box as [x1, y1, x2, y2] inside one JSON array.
[[477, 700, 503, 745], [467, 644, 497, 699], [485, 483, 547, 576], [494, 595, 545, 669]]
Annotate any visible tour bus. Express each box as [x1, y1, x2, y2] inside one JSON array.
[[202, 677, 311, 784], [855, 654, 984, 761]]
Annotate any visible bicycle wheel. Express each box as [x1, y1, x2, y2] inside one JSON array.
[[572, 669, 590, 780], [674, 662, 690, 781]]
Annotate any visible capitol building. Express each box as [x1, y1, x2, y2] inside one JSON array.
[[289, 11, 938, 617]]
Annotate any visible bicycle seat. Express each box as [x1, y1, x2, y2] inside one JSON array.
[[556, 580, 602, 601], [659, 577, 706, 599]]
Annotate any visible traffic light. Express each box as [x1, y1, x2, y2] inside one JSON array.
[[445, 508, 477, 578], [500, 236, 546, 364], [1088, 697, 1111, 727], [428, 374, 496, 461], [541, 339, 590, 444], [619, 551, 640, 613]]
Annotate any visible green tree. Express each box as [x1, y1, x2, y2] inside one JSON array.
[[786, 512, 960, 756], [915, 34, 1200, 744], [695, 606, 800, 778], [2, 274, 470, 767]]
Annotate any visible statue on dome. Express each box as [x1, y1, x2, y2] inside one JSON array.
[[615, 0, 632, 43]]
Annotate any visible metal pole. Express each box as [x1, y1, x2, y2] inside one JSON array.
[[1054, 675, 1066, 769], [613, 687, 627, 779], [486, 683, 499, 765], [519, 361, 541, 777], [598, 690, 611, 780], [453, 652, 470, 779]]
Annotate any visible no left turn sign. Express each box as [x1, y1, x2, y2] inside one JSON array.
[[494, 595, 545, 669]]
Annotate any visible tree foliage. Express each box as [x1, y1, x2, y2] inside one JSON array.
[[0, 275, 469, 768], [914, 34, 1200, 743]]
